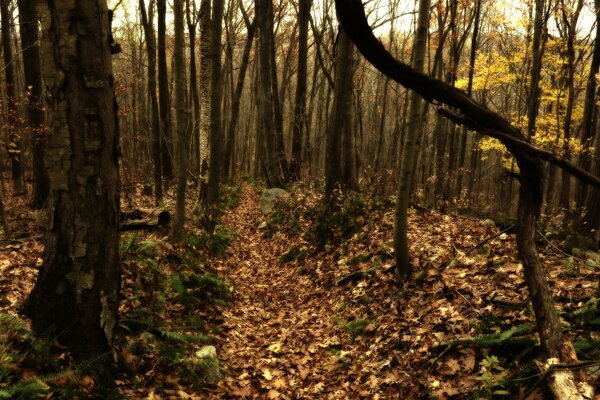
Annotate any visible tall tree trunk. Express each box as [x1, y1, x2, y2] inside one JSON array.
[[157, 0, 173, 180], [577, 0, 600, 211], [394, 0, 430, 278], [198, 0, 211, 203], [1, 0, 24, 195], [172, 0, 188, 241], [223, 5, 255, 181], [526, 0, 549, 139], [202, 0, 225, 230], [559, 0, 583, 209], [24, 0, 120, 360], [186, 0, 201, 178], [324, 28, 354, 208], [140, 0, 163, 204], [255, 0, 285, 187], [289, 0, 312, 180], [457, 0, 480, 191], [18, 0, 48, 208]]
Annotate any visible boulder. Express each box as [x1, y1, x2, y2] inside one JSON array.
[[259, 188, 289, 214], [194, 345, 221, 384]]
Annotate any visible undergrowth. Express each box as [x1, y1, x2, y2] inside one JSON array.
[[117, 232, 230, 392]]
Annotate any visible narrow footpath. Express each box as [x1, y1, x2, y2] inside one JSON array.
[[209, 185, 355, 399]]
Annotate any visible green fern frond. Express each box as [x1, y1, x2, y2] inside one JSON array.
[[170, 275, 185, 295], [1, 379, 48, 399], [156, 330, 211, 344], [0, 313, 34, 341]]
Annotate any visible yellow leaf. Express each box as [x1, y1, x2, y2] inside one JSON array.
[[268, 342, 282, 353], [262, 369, 273, 381], [272, 377, 287, 389]]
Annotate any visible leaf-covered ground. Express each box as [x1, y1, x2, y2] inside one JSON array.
[[0, 183, 599, 399]]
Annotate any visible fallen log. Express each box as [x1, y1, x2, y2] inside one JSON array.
[[119, 209, 170, 232]]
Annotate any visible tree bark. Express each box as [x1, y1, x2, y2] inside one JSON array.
[[289, 0, 312, 181], [172, 0, 189, 241], [187, 0, 201, 178], [1, 0, 24, 195], [157, 0, 173, 180], [255, 0, 285, 187], [201, 0, 225, 231], [559, 0, 583, 209], [394, 0, 430, 278], [223, 3, 254, 182], [18, 0, 48, 208], [198, 0, 211, 204], [577, 0, 600, 212], [140, 0, 163, 204], [324, 28, 354, 208], [24, 0, 120, 360]]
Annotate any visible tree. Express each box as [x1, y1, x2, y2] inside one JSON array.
[[172, 0, 189, 241], [198, 0, 211, 203], [577, 0, 600, 213], [558, 0, 584, 209], [18, 0, 48, 208], [394, 0, 430, 278], [23, 0, 120, 359], [324, 28, 355, 208], [157, 0, 173, 180], [255, 0, 287, 187], [335, 2, 600, 398], [202, 0, 225, 230], [139, 0, 163, 204], [1, 0, 24, 195], [289, 0, 312, 181], [526, 0, 550, 140], [223, 2, 255, 181]]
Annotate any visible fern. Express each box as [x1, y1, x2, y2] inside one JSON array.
[[0, 313, 34, 341], [334, 318, 370, 340], [156, 330, 211, 344], [0, 379, 48, 399]]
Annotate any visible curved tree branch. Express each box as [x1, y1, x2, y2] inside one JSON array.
[[335, 0, 600, 188]]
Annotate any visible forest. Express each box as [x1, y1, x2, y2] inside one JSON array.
[[0, 0, 599, 398]]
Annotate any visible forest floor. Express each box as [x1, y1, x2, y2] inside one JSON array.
[[0, 182, 599, 399]]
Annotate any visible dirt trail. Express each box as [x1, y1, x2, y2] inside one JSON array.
[[211, 185, 345, 399]]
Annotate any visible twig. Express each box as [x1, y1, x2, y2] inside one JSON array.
[[536, 227, 598, 270], [440, 224, 516, 272]]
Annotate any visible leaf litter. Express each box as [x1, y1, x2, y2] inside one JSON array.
[[0, 183, 598, 398]]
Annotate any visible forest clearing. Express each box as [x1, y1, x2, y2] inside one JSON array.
[[0, 0, 599, 398]]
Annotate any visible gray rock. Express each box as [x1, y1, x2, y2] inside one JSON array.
[[194, 345, 221, 384], [259, 188, 289, 214], [482, 219, 496, 228]]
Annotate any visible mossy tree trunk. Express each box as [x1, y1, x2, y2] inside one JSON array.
[[23, 0, 120, 360]]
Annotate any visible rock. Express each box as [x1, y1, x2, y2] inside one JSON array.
[[481, 219, 496, 228], [194, 345, 221, 384], [564, 233, 599, 254], [584, 251, 600, 267], [259, 188, 289, 214], [257, 221, 268, 230]]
